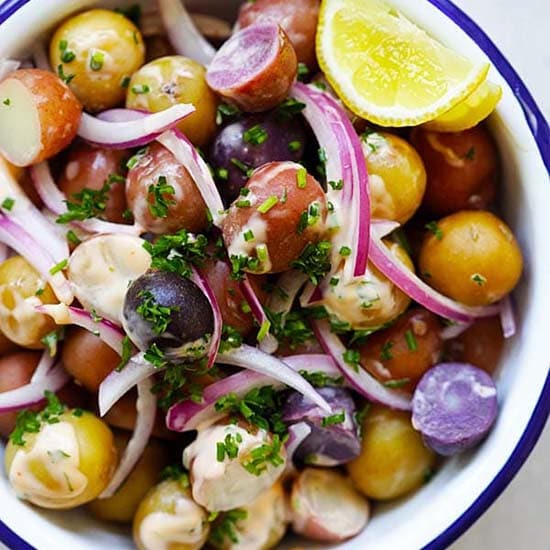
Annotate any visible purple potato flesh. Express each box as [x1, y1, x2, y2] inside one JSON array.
[[412, 362, 498, 456], [282, 386, 361, 466]]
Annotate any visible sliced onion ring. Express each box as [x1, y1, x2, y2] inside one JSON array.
[[312, 319, 412, 411], [157, 0, 216, 65], [78, 105, 195, 149], [99, 377, 157, 498], [30, 350, 57, 383], [190, 267, 222, 369], [0, 364, 69, 413], [369, 223, 501, 323], [217, 345, 331, 413], [500, 296, 516, 338], [285, 422, 312, 473]]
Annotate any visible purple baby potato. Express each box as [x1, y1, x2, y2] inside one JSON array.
[[282, 386, 361, 466], [209, 112, 306, 204], [412, 362, 498, 456]]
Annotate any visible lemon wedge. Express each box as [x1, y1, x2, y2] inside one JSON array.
[[422, 79, 502, 132], [317, 0, 490, 126]]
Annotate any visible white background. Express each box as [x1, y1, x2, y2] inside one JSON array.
[[0, 1, 548, 549], [450, 1, 550, 549]]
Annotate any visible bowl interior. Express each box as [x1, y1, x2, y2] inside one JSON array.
[[0, 1, 549, 549]]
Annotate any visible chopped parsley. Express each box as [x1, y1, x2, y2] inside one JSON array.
[[384, 378, 411, 389], [58, 40, 76, 63], [405, 329, 418, 351], [209, 509, 248, 546], [339, 245, 352, 257], [147, 175, 176, 218], [57, 64, 75, 84], [297, 62, 310, 82], [89, 50, 104, 71], [243, 124, 268, 145], [116, 336, 133, 371], [343, 349, 360, 371], [266, 308, 315, 350], [317, 148, 327, 178], [299, 370, 344, 388], [120, 75, 131, 88], [229, 254, 261, 280], [2, 98, 10, 106], [219, 324, 243, 353], [216, 103, 241, 125], [276, 98, 305, 119], [464, 146, 476, 161], [41, 328, 64, 357], [328, 179, 344, 191], [159, 463, 190, 487], [144, 342, 169, 369], [136, 290, 177, 335], [142, 229, 209, 277], [1, 197, 15, 211], [321, 410, 346, 427], [471, 273, 487, 286], [380, 340, 394, 361], [126, 148, 148, 169], [425, 221, 443, 240], [290, 241, 331, 285]]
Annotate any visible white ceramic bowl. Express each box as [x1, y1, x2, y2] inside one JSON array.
[[0, 1, 549, 549]]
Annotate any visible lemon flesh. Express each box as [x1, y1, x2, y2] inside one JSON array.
[[317, 0, 490, 126]]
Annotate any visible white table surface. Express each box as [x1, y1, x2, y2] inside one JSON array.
[[0, 1, 548, 550], [447, 1, 550, 546]]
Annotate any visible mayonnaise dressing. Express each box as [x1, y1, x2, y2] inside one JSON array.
[[9, 422, 88, 508]]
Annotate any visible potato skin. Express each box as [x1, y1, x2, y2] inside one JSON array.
[[126, 142, 207, 234], [0, 69, 82, 166], [364, 132, 426, 223], [223, 161, 327, 274], [61, 327, 119, 392], [411, 125, 498, 216], [347, 406, 435, 500], [419, 210, 523, 306], [59, 144, 129, 223], [207, 26, 298, 113], [50, 9, 145, 112], [237, 0, 320, 67], [359, 308, 443, 392]]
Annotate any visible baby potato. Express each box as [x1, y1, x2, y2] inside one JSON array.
[[59, 144, 129, 224], [5, 409, 117, 509], [0, 351, 41, 437], [322, 241, 413, 330], [202, 257, 266, 335], [126, 142, 208, 234], [87, 434, 168, 523], [0, 256, 58, 348], [61, 327, 119, 392], [126, 56, 218, 147], [237, 0, 320, 67], [223, 161, 327, 274], [67, 234, 151, 323], [50, 9, 145, 112], [359, 308, 443, 392], [133, 479, 210, 550], [290, 468, 369, 542], [347, 405, 436, 500], [448, 316, 504, 375], [363, 132, 426, 223], [0, 69, 82, 166], [411, 125, 499, 215], [419, 211, 523, 306]]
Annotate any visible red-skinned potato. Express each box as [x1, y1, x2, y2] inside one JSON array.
[[0, 69, 82, 167], [223, 161, 327, 274], [237, 0, 320, 67], [126, 142, 208, 234], [202, 257, 266, 335], [59, 144, 129, 223], [290, 468, 369, 542], [359, 308, 443, 392], [61, 327, 119, 392], [207, 23, 297, 113], [411, 125, 498, 215]]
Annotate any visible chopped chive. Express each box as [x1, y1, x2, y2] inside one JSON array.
[[380, 340, 394, 361], [243, 229, 255, 242], [89, 51, 104, 71], [296, 167, 307, 189], [230, 158, 253, 177], [256, 244, 268, 263], [464, 146, 476, 161], [405, 330, 418, 351], [328, 179, 344, 190], [49, 259, 68, 275], [288, 140, 301, 152], [243, 124, 268, 145], [297, 62, 310, 82], [257, 319, 270, 342], [257, 196, 278, 214], [66, 230, 81, 245], [384, 378, 411, 389], [215, 167, 228, 181], [235, 199, 251, 208], [240, 301, 251, 314], [120, 75, 131, 88], [131, 84, 150, 94], [321, 410, 345, 427], [1, 197, 15, 211], [471, 273, 487, 286], [339, 246, 351, 257], [239, 187, 250, 197], [329, 277, 339, 286], [3, 98, 11, 106], [425, 221, 443, 240]]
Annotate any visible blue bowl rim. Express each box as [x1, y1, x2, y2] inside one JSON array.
[[0, 0, 548, 549]]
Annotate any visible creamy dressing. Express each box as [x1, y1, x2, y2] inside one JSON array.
[[139, 498, 207, 550], [227, 214, 272, 273], [68, 234, 151, 323], [369, 173, 397, 221], [9, 422, 88, 508]]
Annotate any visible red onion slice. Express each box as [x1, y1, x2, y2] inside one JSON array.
[[99, 377, 157, 498], [440, 321, 473, 340], [292, 83, 370, 281], [166, 369, 281, 432], [37, 304, 125, 355], [0, 59, 19, 80], [190, 267, 222, 369], [500, 296, 516, 338], [0, 214, 73, 304], [78, 105, 195, 149], [239, 276, 278, 354], [312, 320, 412, 411], [157, 0, 216, 65], [217, 345, 332, 413], [30, 162, 142, 236], [268, 271, 309, 316], [30, 350, 56, 383], [285, 422, 312, 472], [157, 130, 225, 227], [0, 364, 69, 413], [369, 224, 501, 323], [281, 354, 342, 379]]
